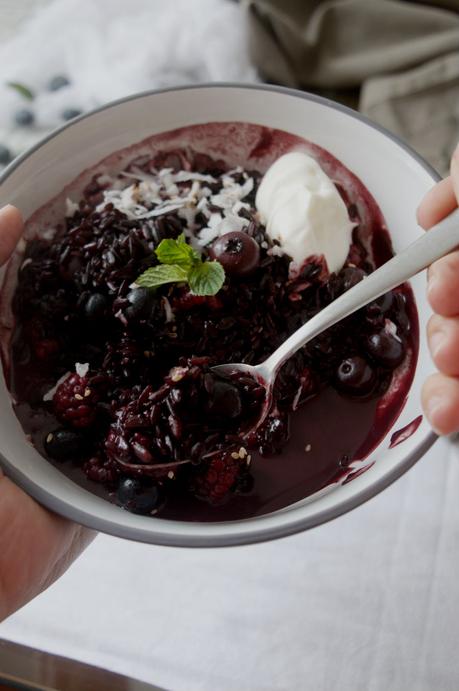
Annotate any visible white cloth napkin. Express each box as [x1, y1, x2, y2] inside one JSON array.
[[0, 0, 257, 162], [2, 437, 459, 691]]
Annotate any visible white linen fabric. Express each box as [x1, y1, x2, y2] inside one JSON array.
[[2, 438, 459, 691]]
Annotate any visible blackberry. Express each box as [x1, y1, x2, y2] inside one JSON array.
[[83, 456, 119, 485], [192, 449, 247, 505], [53, 372, 99, 428]]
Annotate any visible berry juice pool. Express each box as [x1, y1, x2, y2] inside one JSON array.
[[1, 123, 419, 522]]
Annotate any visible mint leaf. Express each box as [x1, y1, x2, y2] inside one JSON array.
[[136, 233, 226, 296], [135, 264, 189, 289], [155, 233, 199, 269], [188, 261, 225, 296], [7, 81, 34, 101]]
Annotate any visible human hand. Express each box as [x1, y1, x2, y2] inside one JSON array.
[[0, 205, 94, 622], [418, 147, 459, 435]]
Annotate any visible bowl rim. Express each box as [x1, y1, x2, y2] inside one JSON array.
[[0, 82, 439, 547]]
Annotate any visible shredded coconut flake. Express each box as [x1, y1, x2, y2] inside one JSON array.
[[65, 198, 79, 217], [173, 171, 217, 183], [385, 318, 402, 342], [75, 362, 90, 377], [163, 296, 175, 323], [40, 227, 57, 241]]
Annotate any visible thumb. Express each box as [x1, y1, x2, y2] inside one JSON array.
[[0, 205, 23, 265]]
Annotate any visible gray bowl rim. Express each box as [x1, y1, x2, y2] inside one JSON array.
[[0, 82, 439, 548]]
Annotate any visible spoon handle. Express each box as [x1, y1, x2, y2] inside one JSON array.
[[262, 208, 459, 376]]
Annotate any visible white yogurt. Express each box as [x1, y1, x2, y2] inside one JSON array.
[[255, 152, 354, 273]]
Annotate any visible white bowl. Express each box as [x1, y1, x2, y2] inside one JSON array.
[[0, 84, 438, 547]]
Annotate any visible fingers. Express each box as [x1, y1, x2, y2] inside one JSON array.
[[427, 314, 459, 376], [422, 372, 459, 436], [417, 176, 457, 229], [418, 147, 459, 435], [427, 251, 459, 317], [0, 205, 23, 266], [417, 146, 459, 229], [0, 470, 95, 621]]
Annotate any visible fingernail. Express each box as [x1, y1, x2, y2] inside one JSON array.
[[0, 204, 15, 215], [425, 396, 444, 434], [430, 329, 444, 358]]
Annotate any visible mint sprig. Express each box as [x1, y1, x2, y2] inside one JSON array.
[[135, 233, 225, 296]]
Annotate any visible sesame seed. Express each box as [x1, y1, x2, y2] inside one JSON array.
[[246, 455, 252, 466], [167, 471, 175, 479], [46, 433, 54, 443], [305, 444, 312, 452], [75, 393, 84, 400], [239, 447, 247, 458], [231, 451, 240, 459], [84, 388, 91, 397]]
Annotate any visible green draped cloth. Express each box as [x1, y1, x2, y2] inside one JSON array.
[[245, 0, 459, 175]]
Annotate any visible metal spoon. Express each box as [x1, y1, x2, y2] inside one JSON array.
[[213, 208, 459, 420]]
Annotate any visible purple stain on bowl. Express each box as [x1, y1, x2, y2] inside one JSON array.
[[389, 415, 423, 448], [342, 460, 376, 485]]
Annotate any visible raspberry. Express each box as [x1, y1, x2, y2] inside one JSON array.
[[53, 372, 99, 428], [83, 456, 119, 485], [192, 450, 246, 504], [172, 292, 222, 312]]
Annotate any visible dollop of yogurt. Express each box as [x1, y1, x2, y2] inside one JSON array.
[[255, 151, 354, 273]]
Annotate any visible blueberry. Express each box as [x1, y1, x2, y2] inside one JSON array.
[[236, 473, 254, 494], [117, 477, 162, 515], [48, 75, 70, 91], [125, 287, 155, 320], [260, 416, 289, 454], [84, 293, 107, 320], [14, 108, 35, 126], [375, 291, 394, 314], [366, 331, 405, 369], [393, 292, 410, 333], [341, 266, 367, 291], [206, 380, 242, 419], [336, 356, 376, 396], [0, 145, 12, 165], [44, 428, 85, 461], [61, 108, 83, 121], [210, 231, 260, 276]]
